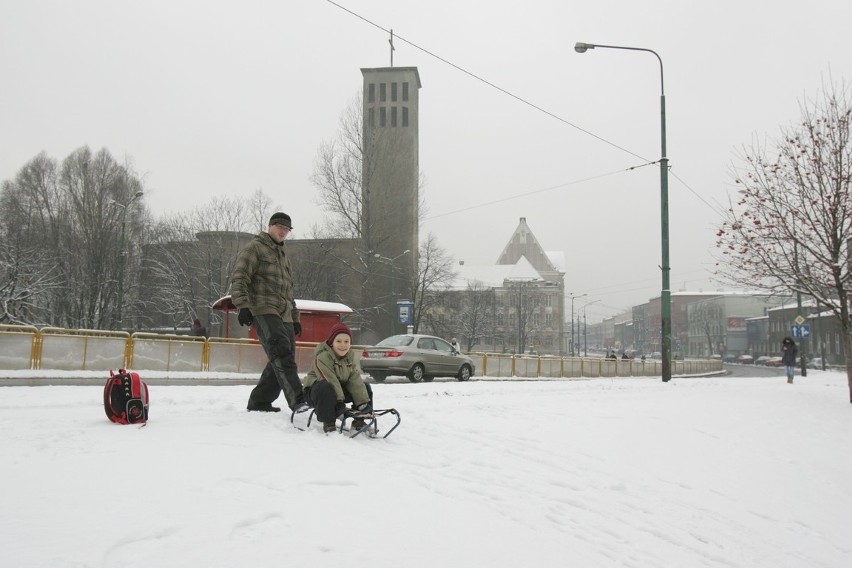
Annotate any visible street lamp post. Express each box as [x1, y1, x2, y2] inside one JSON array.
[[374, 250, 410, 334], [580, 299, 601, 357], [112, 191, 144, 330], [568, 293, 587, 356], [574, 41, 672, 382]]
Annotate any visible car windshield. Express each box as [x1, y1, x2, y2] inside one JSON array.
[[376, 335, 414, 347]]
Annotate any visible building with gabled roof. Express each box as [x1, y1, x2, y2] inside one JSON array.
[[425, 218, 566, 355]]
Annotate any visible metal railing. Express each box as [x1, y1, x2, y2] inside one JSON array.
[[0, 324, 723, 379]]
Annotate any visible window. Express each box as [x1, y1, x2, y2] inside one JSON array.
[[402, 82, 409, 101], [380, 107, 386, 127], [368, 107, 375, 127], [368, 83, 375, 103], [391, 106, 397, 127], [391, 82, 398, 101], [402, 106, 409, 127], [380, 83, 386, 102]]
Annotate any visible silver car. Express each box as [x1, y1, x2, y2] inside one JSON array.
[[360, 334, 476, 383]]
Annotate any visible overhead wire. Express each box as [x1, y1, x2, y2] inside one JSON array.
[[325, 0, 719, 217], [325, 0, 726, 324], [425, 162, 655, 220]]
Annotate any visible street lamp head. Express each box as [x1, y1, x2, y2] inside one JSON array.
[[574, 42, 595, 53]]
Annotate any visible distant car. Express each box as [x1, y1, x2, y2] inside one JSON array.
[[736, 355, 754, 364], [360, 334, 476, 383], [807, 357, 825, 369], [722, 355, 737, 363], [755, 356, 772, 366], [765, 356, 784, 367]]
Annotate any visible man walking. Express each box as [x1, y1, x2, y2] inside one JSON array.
[[231, 212, 306, 412]]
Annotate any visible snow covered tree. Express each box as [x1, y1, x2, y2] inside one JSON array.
[[715, 79, 852, 402], [0, 148, 146, 329]]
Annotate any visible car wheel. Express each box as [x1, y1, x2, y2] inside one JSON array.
[[407, 363, 425, 383], [457, 364, 472, 382], [370, 372, 387, 383]]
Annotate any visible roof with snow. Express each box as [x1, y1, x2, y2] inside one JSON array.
[[449, 255, 544, 291]]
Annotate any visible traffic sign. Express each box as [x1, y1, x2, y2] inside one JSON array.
[[791, 324, 811, 338], [795, 315, 806, 325]]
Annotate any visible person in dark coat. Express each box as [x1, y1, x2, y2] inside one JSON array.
[[231, 212, 306, 413], [781, 336, 798, 384], [191, 318, 207, 338]]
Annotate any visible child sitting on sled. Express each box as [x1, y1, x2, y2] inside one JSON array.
[[302, 323, 373, 433]]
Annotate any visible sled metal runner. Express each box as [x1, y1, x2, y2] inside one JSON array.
[[290, 406, 401, 439]]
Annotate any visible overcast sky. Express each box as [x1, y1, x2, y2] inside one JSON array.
[[2, 0, 850, 322]]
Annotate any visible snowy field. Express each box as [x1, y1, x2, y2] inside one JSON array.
[[2, 371, 851, 568]]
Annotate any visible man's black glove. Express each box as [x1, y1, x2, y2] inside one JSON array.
[[238, 308, 253, 327], [293, 322, 302, 336]]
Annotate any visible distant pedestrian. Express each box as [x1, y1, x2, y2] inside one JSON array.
[[450, 337, 461, 355], [191, 318, 207, 338], [781, 336, 798, 384]]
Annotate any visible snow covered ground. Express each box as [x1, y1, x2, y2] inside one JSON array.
[[2, 371, 851, 568]]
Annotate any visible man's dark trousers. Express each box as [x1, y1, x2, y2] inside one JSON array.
[[248, 314, 304, 410]]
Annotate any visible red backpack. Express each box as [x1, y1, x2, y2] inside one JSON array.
[[104, 369, 149, 425]]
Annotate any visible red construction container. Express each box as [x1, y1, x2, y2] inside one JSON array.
[[211, 296, 353, 342]]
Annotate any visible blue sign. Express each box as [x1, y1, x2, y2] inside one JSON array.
[[791, 324, 811, 339], [397, 299, 414, 325]]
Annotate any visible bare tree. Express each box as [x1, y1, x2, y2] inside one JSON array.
[[458, 281, 496, 351], [309, 93, 435, 339], [246, 189, 276, 233], [0, 147, 146, 329], [715, 78, 852, 402], [507, 282, 542, 354], [289, 241, 347, 304], [411, 233, 457, 333], [420, 280, 496, 349], [140, 195, 262, 333], [310, 94, 368, 240]]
